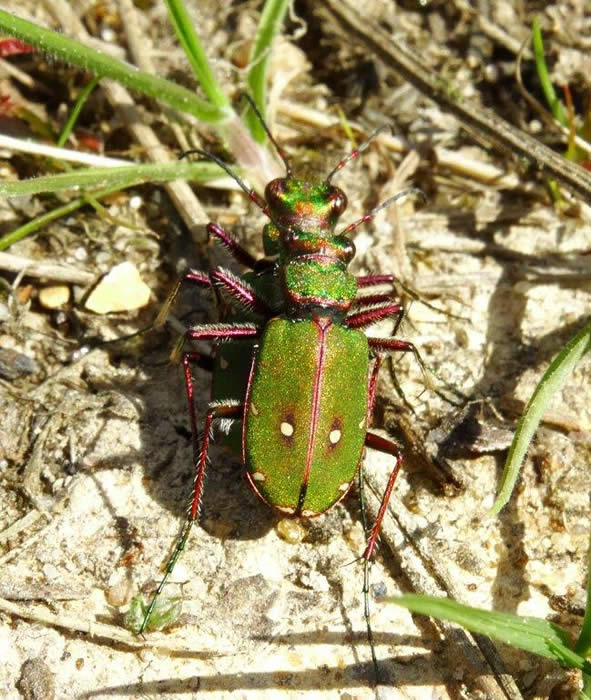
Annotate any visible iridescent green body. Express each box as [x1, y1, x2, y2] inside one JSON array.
[[141, 132, 415, 685], [134, 106, 431, 698], [244, 316, 368, 515]]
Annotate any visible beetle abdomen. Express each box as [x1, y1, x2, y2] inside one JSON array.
[[244, 316, 368, 516]]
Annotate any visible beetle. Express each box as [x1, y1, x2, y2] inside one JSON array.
[[140, 117, 424, 682]]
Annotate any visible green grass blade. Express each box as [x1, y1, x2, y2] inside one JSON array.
[[0, 161, 225, 197], [0, 187, 120, 251], [57, 77, 100, 148], [0, 10, 226, 123], [390, 594, 591, 669], [545, 639, 591, 673], [0, 161, 226, 250], [532, 17, 567, 127], [490, 318, 591, 515], [245, 0, 290, 142], [164, 0, 230, 109]]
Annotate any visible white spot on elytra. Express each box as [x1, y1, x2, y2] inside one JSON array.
[[338, 482, 349, 492], [329, 429, 342, 444], [219, 357, 228, 370], [280, 421, 294, 437], [250, 403, 259, 415], [252, 471, 265, 482], [359, 418, 365, 429], [301, 509, 316, 517]]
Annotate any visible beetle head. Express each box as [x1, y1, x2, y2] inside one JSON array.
[[262, 178, 350, 259]]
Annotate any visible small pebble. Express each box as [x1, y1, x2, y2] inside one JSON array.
[[17, 658, 55, 700], [129, 195, 143, 210], [0, 348, 38, 380], [101, 27, 116, 42], [85, 262, 151, 313], [73, 247, 88, 262], [38, 285, 70, 309], [105, 578, 133, 607], [276, 518, 306, 544]]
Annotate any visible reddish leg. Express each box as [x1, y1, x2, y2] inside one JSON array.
[[359, 353, 402, 686], [182, 328, 257, 521], [362, 353, 405, 559], [210, 267, 272, 317], [368, 337, 425, 378], [139, 325, 257, 634], [185, 323, 259, 344], [353, 293, 397, 306], [368, 337, 415, 353], [182, 323, 259, 454], [366, 355, 383, 419], [157, 219, 266, 330], [362, 432, 403, 560], [346, 303, 403, 330], [138, 399, 242, 635], [208, 222, 260, 270], [358, 431, 403, 687], [187, 400, 243, 520], [354, 274, 403, 326], [356, 274, 398, 288], [360, 339, 425, 555], [181, 352, 205, 459]]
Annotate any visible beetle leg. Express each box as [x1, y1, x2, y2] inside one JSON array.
[[368, 337, 429, 387], [208, 222, 261, 270], [346, 302, 403, 330], [356, 273, 398, 288], [139, 397, 242, 635], [366, 355, 382, 420], [181, 324, 260, 455], [362, 431, 403, 560], [185, 323, 260, 343], [358, 395, 403, 686], [352, 292, 397, 307], [182, 351, 206, 459], [210, 267, 273, 317], [355, 274, 401, 313]]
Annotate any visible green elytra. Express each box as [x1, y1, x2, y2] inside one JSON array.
[[245, 312, 369, 516], [140, 123, 424, 685]]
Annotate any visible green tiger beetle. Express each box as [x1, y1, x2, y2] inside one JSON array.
[[139, 110, 424, 684]]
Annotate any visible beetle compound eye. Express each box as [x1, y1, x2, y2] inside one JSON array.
[[330, 188, 348, 216], [342, 239, 355, 262], [265, 178, 287, 205]]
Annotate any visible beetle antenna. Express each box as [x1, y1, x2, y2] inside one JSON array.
[[180, 148, 270, 216], [325, 125, 392, 183], [241, 93, 292, 178], [339, 187, 426, 236], [180, 149, 294, 236]]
